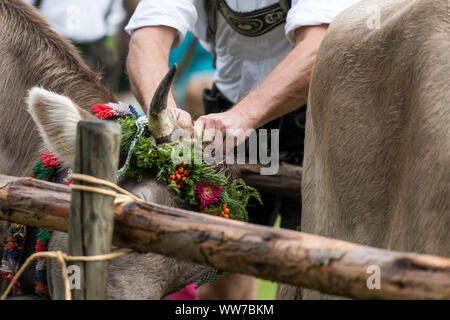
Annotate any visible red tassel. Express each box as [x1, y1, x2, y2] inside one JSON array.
[[0, 272, 22, 289], [39, 151, 60, 169], [89, 104, 115, 120]]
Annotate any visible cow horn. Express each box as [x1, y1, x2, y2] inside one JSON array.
[[148, 64, 177, 141]]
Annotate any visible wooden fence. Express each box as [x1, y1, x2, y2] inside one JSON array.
[[0, 121, 449, 300]]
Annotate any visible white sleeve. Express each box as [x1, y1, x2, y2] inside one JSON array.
[[125, 0, 197, 48], [285, 0, 360, 44], [22, 0, 36, 6], [105, 0, 127, 37]]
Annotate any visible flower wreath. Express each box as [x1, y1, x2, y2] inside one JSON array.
[[2, 88, 263, 300], [89, 103, 262, 287], [89, 103, 261, 222]]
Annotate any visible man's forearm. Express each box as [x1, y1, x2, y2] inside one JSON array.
[[127, 26, 177, 113], [233, 25, 329, 129]]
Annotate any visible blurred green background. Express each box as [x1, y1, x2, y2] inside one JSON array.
[[256, 216, 281, 300]]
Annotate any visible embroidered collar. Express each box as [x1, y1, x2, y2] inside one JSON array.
[[1, 150, 68, 299]]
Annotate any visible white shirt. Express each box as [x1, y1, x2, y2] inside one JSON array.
[[126, 0, 359, 103], [24, 0, 126, 44]]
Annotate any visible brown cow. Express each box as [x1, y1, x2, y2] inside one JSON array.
[[0, 0, 207, 299], [279, 0, 450, 299]]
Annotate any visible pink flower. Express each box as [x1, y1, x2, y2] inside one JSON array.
[[196, 183, 222, 207]]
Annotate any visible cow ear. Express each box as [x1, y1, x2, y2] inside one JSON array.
[[26, 87, 95, 167]]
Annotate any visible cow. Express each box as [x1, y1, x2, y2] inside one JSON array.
[[278, 0, 450, 299], [0, 0, 209, 299]]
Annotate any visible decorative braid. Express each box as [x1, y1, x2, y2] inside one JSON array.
[[195, 269, 230, 289], [87, 102, 135, 120], [31, 151, 59, 180], [34, 228, 53, 299], [0, 103, 136, 299], [88, 104, 115, 120], [128, 105, 140, 119], [0, 150, 61, 299], [0, 224, 27, 291]]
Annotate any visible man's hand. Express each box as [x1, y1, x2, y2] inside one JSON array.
[[193, 25, 328, 149], [168, 106, 193, 129], [194, 107, 257, 151]]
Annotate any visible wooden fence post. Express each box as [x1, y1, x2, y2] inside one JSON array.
[[69, 120, 121, 300]]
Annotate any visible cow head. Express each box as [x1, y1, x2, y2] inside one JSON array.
[[26, 66, 190, 204]]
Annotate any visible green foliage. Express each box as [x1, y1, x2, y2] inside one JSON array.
[[118, 119, 261, 223], [117, 118, 263, 288], [118, 117, 138, 155], [189, 165, 227, 186], [226, 178, 261, 207], [224, 179, 262, 222]]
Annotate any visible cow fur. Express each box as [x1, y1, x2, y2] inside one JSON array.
[[0, 0, 208, 299], [279, 0, 450, 299]]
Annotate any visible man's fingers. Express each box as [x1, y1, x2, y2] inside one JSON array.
[[203, 127, 217, 143], [169, 108, 192, 128], [195, 115, 219, 142], [194, 117, 206, 138], [195, 116, 223, 143], [168, 108, 178, 120], [178, 112, 192, 128]]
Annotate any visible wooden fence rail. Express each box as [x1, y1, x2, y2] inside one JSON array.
[[1, 174, 449, 299], [232, 163, 302, 199]]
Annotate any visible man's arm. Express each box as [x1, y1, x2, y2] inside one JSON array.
[[127, 26, 192, 126], [194, 25, 328, 142]]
